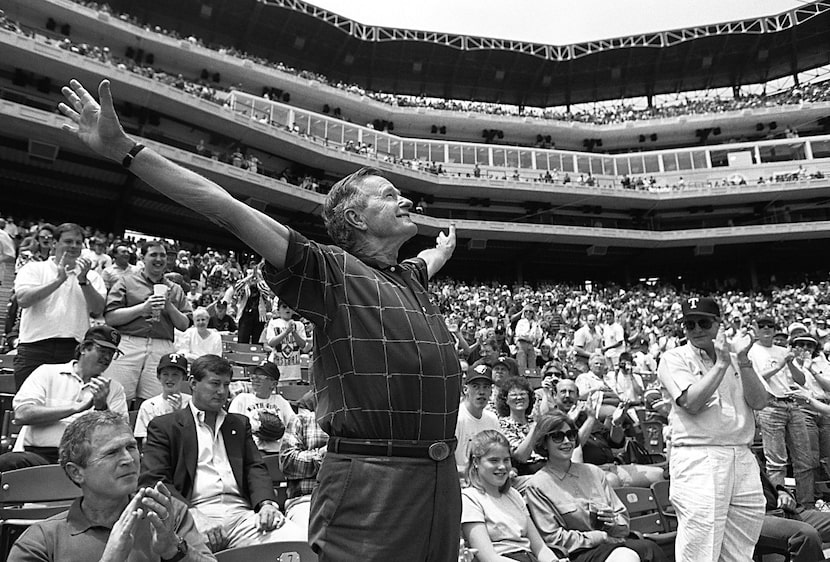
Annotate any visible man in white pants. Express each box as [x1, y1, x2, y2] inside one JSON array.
[[658, 296, 769, 561]]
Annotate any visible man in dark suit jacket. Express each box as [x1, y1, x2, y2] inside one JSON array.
[[140, 354, 304, 552]]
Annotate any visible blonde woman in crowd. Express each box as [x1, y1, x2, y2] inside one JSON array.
[[461, 429, 565, 562]]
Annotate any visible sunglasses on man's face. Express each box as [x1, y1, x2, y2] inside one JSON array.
[[757, 321, 775, 329], [547, 429, 579, 444], [683, 318, 714, 331]]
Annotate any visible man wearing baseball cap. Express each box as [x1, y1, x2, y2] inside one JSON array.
[[748, 315, 815, 507], [658, 296, 769, 561], [0, 325, 128, 471], [454, 365, 499, 474], [787, 332, 830, 501], [229, 361, 296, 453], [134, 353, 191, 447]]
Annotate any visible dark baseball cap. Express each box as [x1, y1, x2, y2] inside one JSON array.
[[755, 315, 776, 327], [157, 353, 188, 375], [465, 364, 493, 385], [82, 325, 121, 351], [681, 297, 720, 319], [253, 361, 281, 381]]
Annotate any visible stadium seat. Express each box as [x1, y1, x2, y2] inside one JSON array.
[[226, 342, 266, 354], [279, 383, 311, 403], [224, 352, 267, 366], [0, 465, 81, 558], [649, 481, 676, 531], [215, 541, 317, 562], [0, 375, 14, 395], [128, 410, 139, 431], [261, 454, 288, 511], [0, 410, 18, 454], [613, 486, 675, 558]]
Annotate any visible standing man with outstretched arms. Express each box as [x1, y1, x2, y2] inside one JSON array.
[[59, 79, 462, 562]]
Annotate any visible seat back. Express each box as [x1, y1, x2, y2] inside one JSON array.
[[649, 480, 677, 531], [0, 464, 82, 559], [215, 540, 317, 562], [0, 374, 15, 394], [614, 486, 669, 535], [278, 383, 312, 403], [226, 342, 266, 354], [0, 355, 14, 374], [0, 464, 81, 507], [261, 454, 288, 511], [224, 352, 267, 366]]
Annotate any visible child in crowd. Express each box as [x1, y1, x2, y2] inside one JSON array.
[[461, 429, 565, 562], [228, 361, 296, 453], [134, 353, 191, 447]]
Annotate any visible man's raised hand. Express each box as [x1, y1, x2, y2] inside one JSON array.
[[59, 79, 133, 162]]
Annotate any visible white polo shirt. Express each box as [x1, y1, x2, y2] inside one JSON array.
[[658, 343, 756, 447], [13, 361, 128, 450], [14, 259, 105, 343]]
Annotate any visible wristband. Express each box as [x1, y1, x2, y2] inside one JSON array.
[[122, 143, 146, 169], [78, 280, 88, 286]]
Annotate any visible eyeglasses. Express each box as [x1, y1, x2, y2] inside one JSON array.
[[547, 429, 579, 443], [793, 342, 816, 350], [93, 344, 123, 360], [757, 321, 776, 329], [38, 235, 53, 241], [507, 392, 529, 400], [683, 318, 714, 331]]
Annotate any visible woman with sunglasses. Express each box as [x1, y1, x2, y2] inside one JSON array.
[[524, 411, 665, 562], [461, 430, 565, 562]]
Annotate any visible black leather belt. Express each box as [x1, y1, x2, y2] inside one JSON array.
[[327, 437, 456, 462]]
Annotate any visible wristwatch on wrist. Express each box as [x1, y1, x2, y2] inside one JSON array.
[[257, 499, 278, 511], [78, 279, 88, 286], [162, 535, 188, 562]]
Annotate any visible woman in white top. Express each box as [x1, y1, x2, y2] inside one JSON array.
[[177, 307, 223, 361], [461, 429, 564, 562]]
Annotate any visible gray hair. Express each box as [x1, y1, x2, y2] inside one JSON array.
[[59, 411, 128, 486], [322, 167, 383, 251]]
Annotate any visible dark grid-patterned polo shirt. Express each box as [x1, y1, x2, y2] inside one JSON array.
[[263, 229, 462, 441]]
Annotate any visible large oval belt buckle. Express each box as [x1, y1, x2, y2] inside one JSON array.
[[428, 442, 450, 461]]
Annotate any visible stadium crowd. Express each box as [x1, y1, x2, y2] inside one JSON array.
[[3, 3, 830, 559], [4, 209, 830, 560], [9, 2, 830, 132], [6, 9, 830, 200]]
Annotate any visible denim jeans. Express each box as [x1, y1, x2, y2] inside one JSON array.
[[757, 400, 816, 504], [802, 407, 830, 491]]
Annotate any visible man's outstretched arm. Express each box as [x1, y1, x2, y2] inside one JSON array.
[[59, 79, 291, 270]]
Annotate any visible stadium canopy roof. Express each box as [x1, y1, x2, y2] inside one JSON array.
[[105, 0, 830, 107]]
